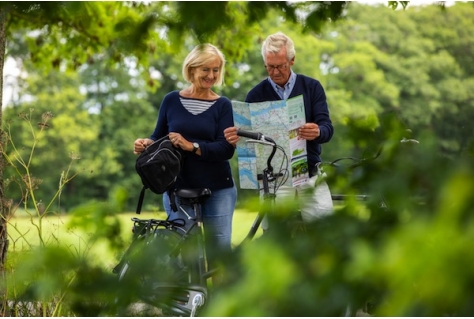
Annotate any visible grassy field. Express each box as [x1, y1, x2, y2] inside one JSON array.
[[7, 209, 262, 269]]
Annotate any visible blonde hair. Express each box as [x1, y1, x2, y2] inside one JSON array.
[[261, 32, 296, 63], [182, 43, 226, 86]]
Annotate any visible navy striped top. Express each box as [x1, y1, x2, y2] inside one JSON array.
[[150, 91, 235, 190]]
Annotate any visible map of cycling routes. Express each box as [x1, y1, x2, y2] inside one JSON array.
[[231, 95, 309, 190]]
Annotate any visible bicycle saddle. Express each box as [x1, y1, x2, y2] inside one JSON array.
[[174, 188, 212, 200]]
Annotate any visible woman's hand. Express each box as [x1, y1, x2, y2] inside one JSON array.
[[133, 138, 153, 154], [169, 132, 192, 151], [224, 126, 239, 146]]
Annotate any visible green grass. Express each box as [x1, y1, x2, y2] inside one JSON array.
[[115, 208, 262, 246], [7, 209, 262, 269]]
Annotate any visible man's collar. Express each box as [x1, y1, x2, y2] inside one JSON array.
[[267, 70, 296, 89]]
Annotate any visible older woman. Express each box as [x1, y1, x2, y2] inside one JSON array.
[[133, 43, 236, 265]]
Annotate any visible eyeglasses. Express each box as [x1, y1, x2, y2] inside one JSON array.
[[264, 63, 288, 72]]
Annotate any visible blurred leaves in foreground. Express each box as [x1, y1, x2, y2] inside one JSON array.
[[4, 117, 474, 316], [206, 116, 474, 317]]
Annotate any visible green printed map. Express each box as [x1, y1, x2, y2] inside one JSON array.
[[231, 95, 308, 189]]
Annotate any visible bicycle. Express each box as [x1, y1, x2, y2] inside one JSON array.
[[113, 129, 292, 316], [113, 189, 213, 317], [113, 129, 380, 317]]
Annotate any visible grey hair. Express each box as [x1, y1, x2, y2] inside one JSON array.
[[261, 31, 296, 63]]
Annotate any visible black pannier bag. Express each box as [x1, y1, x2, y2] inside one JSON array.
[[135, 135, 182, 214]]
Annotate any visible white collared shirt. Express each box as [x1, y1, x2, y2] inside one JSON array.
[[268, 70, 297, 100]]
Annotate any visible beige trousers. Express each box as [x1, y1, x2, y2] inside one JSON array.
[[261, 169, 333, 230]]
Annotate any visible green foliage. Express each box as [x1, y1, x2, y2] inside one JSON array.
[[3, 196, 131, 316], [4, 88, 96, 211], [3, 1, 349, 78], [2, 109, 81, 244], [4, 2, 169, 75], [1, 108, 112, 316], [388, 1, 409, 10], [320, 2, 474, 160], [348, 160, 474, 316], [204, 119, 474, 316], [7, 2, 472, 211], [67, 200, 124, 253], [2, 1, 474, 316], [5, 244, 121, 316], [4, 208, 264, 316]]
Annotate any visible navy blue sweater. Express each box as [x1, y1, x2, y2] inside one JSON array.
[[150, 91, 235, 191], [246, 74, 334, 174]]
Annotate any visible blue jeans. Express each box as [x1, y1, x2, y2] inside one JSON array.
[[163, 185, 237, 266]]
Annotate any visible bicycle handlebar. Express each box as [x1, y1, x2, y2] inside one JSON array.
[[237, 128, 275, 144], [236, 129, 284, 243], [236, 128, 278, 174]]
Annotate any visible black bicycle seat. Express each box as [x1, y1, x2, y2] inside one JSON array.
[[174, 188, 212, 200]]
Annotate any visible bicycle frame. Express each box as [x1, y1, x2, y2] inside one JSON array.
[[116, 129, 290, 316], [172, 188, 218, 287], [241, 138, 281, 242], [114, 188, 215, 317]]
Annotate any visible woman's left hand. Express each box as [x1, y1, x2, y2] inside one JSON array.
[[169, 132, 192, 151]]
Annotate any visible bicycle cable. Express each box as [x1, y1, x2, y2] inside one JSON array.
[[272, 144, 289, 194]]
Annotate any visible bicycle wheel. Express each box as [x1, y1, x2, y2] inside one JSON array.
[[115, 225, 207, 316]]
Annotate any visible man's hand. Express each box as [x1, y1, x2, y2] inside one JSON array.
[[298, 123, 320, 141]]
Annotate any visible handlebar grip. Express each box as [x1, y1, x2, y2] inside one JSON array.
[[236, 129, 262, 140]]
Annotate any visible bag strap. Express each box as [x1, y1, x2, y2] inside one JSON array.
[[138, 186, 178, 215], [168, 188, 178, 212], [136, 186, 146, 214]]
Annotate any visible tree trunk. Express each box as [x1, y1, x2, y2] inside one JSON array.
[[0, 4, 9, 276], [0, 5, 9, 316]]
